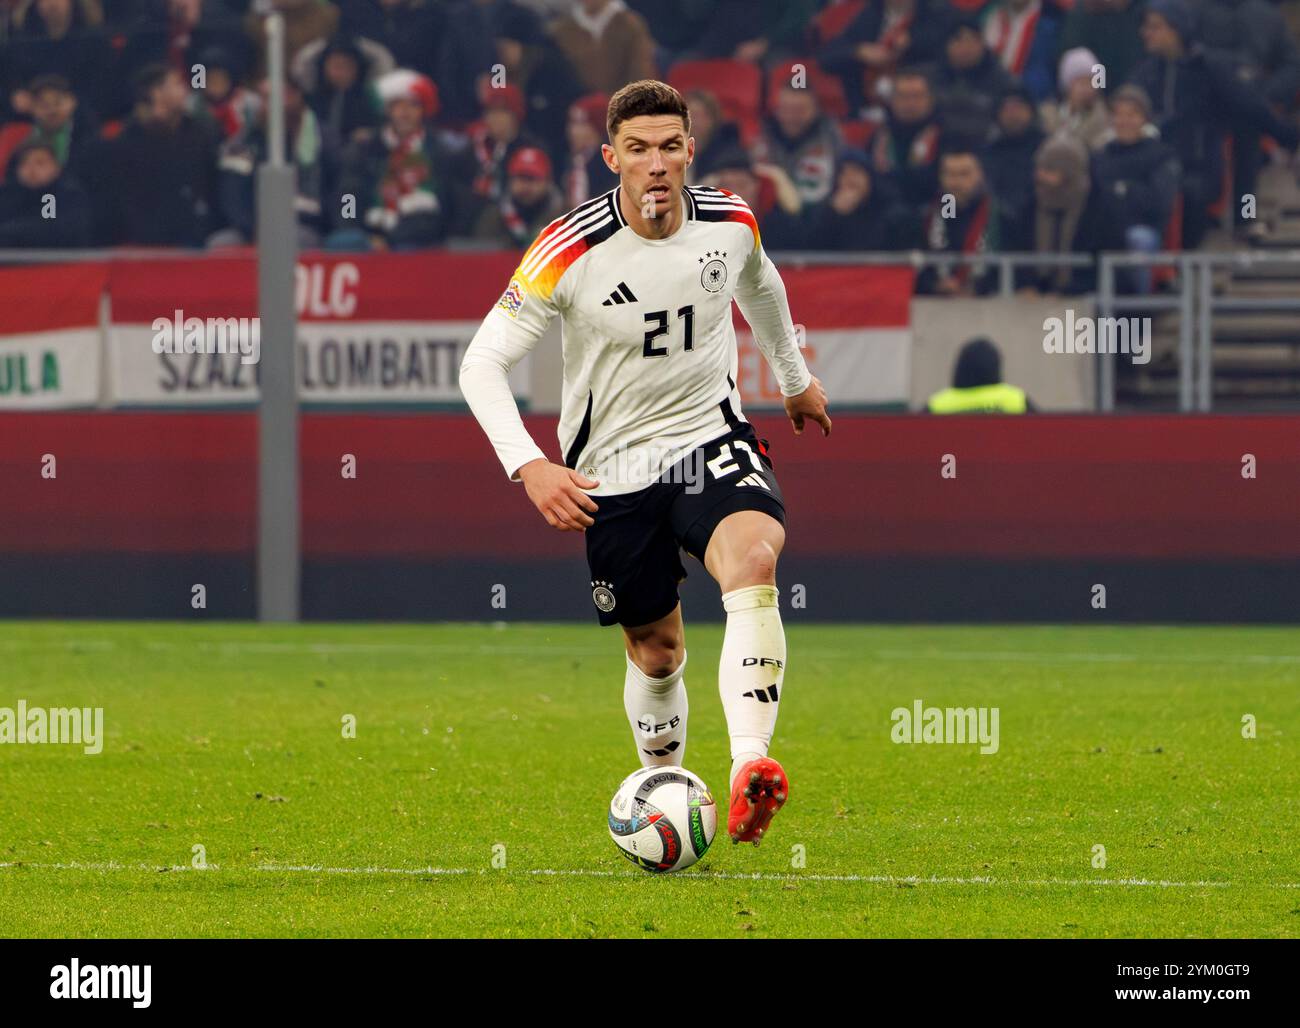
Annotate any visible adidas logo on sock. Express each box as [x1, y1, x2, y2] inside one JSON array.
[[736, 472, 770, 490], [742, 684, 780, 704], [601, 282, 638, 305], [641, 741, 681, 757]]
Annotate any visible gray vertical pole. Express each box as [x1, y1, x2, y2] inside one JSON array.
[[1097, 255, 1114, 412], [1177, 256, 1194, 412], [1197, 259, 1214, 412], [257, 7, 300, 621]]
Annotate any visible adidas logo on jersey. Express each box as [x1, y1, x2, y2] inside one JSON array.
[[742, 684, 780, 704], [601, 282, 638, 306], [736, 472, 770, 490]]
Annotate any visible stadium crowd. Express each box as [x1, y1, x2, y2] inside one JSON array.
[[3, 0, 1300, 295]]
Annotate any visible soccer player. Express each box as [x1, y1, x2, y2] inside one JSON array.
[[459, 80, 831, 846]]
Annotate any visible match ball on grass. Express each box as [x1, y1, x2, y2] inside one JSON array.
[[608, 766, 716, 873]]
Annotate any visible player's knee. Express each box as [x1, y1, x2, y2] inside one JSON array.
[[730, 537, 779, 589], [628, 635, 685, 679]]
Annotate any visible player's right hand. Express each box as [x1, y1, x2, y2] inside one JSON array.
[[518, 459, 600, 532]]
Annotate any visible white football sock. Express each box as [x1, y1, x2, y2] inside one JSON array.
[[719, 584, 785, 785], [624, 650, 688, 767]]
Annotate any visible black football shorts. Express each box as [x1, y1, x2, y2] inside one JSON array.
[[584, 420, 786, 628]]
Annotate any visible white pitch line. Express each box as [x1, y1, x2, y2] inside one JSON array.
[[1, 861, 1284, 889]]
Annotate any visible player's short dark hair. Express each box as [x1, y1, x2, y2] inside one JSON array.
[[607, 79, 691, 142]]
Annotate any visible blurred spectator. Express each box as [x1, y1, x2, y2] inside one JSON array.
[[1057, 0, 1146, 89], [189, 45, 260, 140], [302, 35, 385, 149], [752, 81, 842, 205], [485, 1, 586, 157], [423, 0, 497, 125], [1040, 46, 1109, 151], [114, 1, 253, 122], [624, 0, 714, 68], [872, 67, 943, 217], [0, 74, 99, 186], [338, 0, 440, 78], [817, 0, 952, 116], [934, 15, 1018, 142], [560, 91, 617, 205], [212, 75, 323, 247], [986, 85, 1044, 251], [703, 144, 806, 249], [915, 146, 1000, 296], [6, 0, 113, 118], [1091, 84, 1181, 290], [927, 336, 1034, 413], [466, 83, 548, 215], [100, 62, 222, 245], [473, 144, 565, 246], [682, 88, 743, 185], [0, 139, 93, 246], [1193, 0, 1300, 237], [800, 146, 903, 250], [983, 0, 1065, 102], [245, 0, 340, 78], [332, 69, 459, 249], [1032, 132, 1095, 292], [1128, 0, 1300, 247], [549, 0, 656, 94], [660, 0, 821, 64]]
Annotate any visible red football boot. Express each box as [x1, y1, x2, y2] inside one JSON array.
[[728, 756, 789, 845]]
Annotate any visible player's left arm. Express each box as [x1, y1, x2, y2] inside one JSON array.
[[733, 233, 832, 438]]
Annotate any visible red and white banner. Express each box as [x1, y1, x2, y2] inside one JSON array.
[[0, 254, 914, 410], [735, 264, 913, 409], [104, 252, 530, 406], [0, 264, 105, 409]]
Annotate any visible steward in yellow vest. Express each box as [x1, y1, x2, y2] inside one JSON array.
[[926, 337, 1034, 413]]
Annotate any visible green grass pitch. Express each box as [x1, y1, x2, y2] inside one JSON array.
[[1, 621, 1297, 938]]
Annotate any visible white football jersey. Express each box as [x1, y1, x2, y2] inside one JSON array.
[[460, 184, 811, 496]]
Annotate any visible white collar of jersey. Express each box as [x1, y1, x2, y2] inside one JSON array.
[[609, 185, 697, 229]]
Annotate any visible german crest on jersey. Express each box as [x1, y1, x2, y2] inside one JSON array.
[[497, 278, 526, 318], [699, 250, 727, 293]]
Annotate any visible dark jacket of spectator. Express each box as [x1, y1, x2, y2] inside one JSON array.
[[339, 0, 442, 77], [216, 109, 325, 244], [1090, 133, 1182, 249], [985, 88, 1045, 251], [1128, 47, 1300, 214], [753, 110, 842, 206], [305, 35, 384, 148], [800, 149, 902, 251], [817, 0, 952, 113], [335, 126, 458, 247], [915, 182, 1001, 295], [1191, 0, 1300, 108], [0, 143, 92, 247], [933, 45, 1019, 142], [1057, 0, 1147, 89], [101, 109, 223, 245], [6, 0, 114, 119]]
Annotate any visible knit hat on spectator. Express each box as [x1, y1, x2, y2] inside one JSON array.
[[482, 84, 526, 122], [508, 146, 552, 181], [835, 147, 872, 177], [708, 145, 754, 175], [377, 69, 439, 118], [1147, 0, 1197, 43], [1111, 84, 1152, 120], [570, 93, 610, 136], [1057, 47, 1100, 93]]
